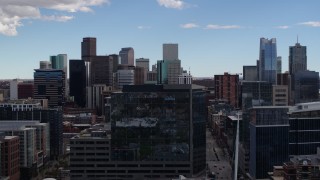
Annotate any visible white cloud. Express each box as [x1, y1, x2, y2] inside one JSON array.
[[299, 21, 320, 27], [137, 26, 151, 30], [181, 23, 199, 29], [205, 24, 241, 30], [157, 0, 185, 9], [276, 25, 290, 29], [0, 0, 110, 36]]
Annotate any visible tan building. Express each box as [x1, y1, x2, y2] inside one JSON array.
[[273, 85, 289, 106]]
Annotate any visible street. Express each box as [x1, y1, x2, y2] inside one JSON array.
[[206, 128, 232, 179]]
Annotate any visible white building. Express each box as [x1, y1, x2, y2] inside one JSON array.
[[10, 79, 22, 100], [178, 71, 192, 84]]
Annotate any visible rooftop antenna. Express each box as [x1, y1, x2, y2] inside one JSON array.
[[297, 35, 299, 44], [188, 67, 191, 75]]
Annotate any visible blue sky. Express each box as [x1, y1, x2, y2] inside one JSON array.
[[1, 0, 320, 79]]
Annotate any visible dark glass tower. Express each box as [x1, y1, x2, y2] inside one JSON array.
[[69, 60, 86, 107], [289, 43, 307, 75]]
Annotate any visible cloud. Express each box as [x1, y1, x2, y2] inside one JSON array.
[[205, 24, 241, 30], [0, 0, 110, 36], [299, 21, 320, 27], [276, 25, 290, 29], [157, 0, 186, 9], [181, 23, 199, 29], [137, 26, 151, 30]]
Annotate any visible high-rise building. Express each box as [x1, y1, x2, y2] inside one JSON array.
[[81, 37, 97, 62], [119, 47, 134, 66], [214, 72, 239, 108], [50, 54, 68, 96], [136, 58, 149, 82], [109, 54, 119, 73], [259, 38, 277, 84], [33, 69, 65, 107], [249, 106, 289, 179], [289, 42, 307, 75], [241, 81, 273, 109], [163, 44, 178, 60], [293, 70, 319, 104], [116, 69, 134, 89], [69, 60, 86, 107], [0, 136, 20, 180], [91, 56, 113, 86], [39, 61, 51, 69], [157, 60, 181, 84], [243, 66, 257, 81], [146, 71, 157, 84], [277, 56, 282, 74], [10, 79, 21, 100], [134, 66, 145, 85]]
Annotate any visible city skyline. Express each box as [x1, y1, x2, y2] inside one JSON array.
[[1, 0, 320, 79]]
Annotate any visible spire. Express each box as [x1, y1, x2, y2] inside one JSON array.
[[297, 35, 299, 44]]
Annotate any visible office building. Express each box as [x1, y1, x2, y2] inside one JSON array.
[[289, 42, 307, 75], [243, 66, 257, 81], [241, 81, 273, 109], [18, 83, 34, 99], [39, 61, 51, 69], [214, 72, 239, 108], [134, 66, 145, 85], [81, 37, 97, 62], [289, 102, 320, 155], [277, 56, 282, 74], [249, 106, 289, 179], [108, 84, 206, 179], [136, 58, 149, 82], [146, 71, 157, 84], [119, 47, 134, 66], [91, 56, 113, 86], [273, 85, 289, 106], [69, 60, 86, 107], [277, 73, 290, 86], [109, 54, 119, 73], [33, 69, 65, 108], [157, 60, 181, 84], [293, 70, 319, 104], [259, 38, 277, 84], [0, 136, 20, 180], [163, 44, 178, 60], [116, 69, 134, 89], [50, 54, 68, 96]]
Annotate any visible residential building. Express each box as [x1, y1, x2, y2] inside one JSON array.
[[163, 44, 178, 60], [119, 47, 134, 66], [249, 106, 289, 179], [33, 69, 65, 108], [0, 136, 20, 180], [214, 72, 239, 108], [259, 38, 277, 84]]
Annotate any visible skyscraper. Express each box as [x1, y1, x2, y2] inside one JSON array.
[[157, 60, 181, 84], [214, 72, 240, 108], [50, 54, 68, 96], [277, 56, 282, 74], [119, 47, 134, 66], [259, 38, 277, 84], [289, 42, 307, 75], [293, 70, 319, 104], [136, 58, 149, 83], [243, 66, 257, 81], [69, 60, 86, 107], [81, 37, 96, 62], [163, 44, 178, 60]]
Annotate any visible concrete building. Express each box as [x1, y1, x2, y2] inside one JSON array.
[[116, 69, 134, 89], [249, 106, 289, 179], [119, 47, 134, 66], [146, 71, 157, 84], [10, 79, 21, 100], [243, 66, 257, 81], [90, 56, 113, 86], [214, 72, 240, 108], [136, 58, 149, 82], [0, 136, 20, 180], [81, 37, 96, 62], [273, 85, 289, 106], [33, 69, 65, 108], [163, 44, 178, 60], [134, 66, 145, 85]]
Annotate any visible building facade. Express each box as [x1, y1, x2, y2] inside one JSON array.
[[163, 44, 178, 60], [0, 136, 20, 180], [50, 54, 68, 97], [243, 66, 257, 81], [33, 69, 65, 108], [157, 60, 181, 85], [214, 72, 239, 108], [119, 47, 134, 66], [293, 70, 319, 104], [259, 38, 277, 84], [69, 60, 86, 107], [273, 85, 289, 106], [18, 83, 34, 99], [289, 43, 307, 75]]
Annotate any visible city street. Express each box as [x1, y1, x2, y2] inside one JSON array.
[[206, 128, 232, 179]]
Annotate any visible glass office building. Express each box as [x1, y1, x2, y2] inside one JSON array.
[[259, 38, 277, 84]]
